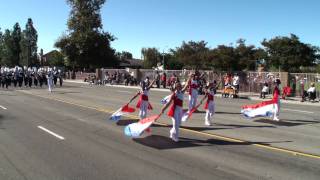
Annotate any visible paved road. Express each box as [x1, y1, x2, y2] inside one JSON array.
[[0, 83, 319, 180]]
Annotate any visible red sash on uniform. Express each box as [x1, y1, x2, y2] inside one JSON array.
[[188, 82, 199, 95], [167, 94, 183, 117], [204, 94, 214, 109], [273, 86, 280, 101], [136, 94, 153, 110]]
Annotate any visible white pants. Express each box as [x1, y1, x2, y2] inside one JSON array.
[[188, 92, 198, 111], [205, 101, 215, 123], [139, 100, 148, 119], [273, 99, 280, 119], [48, 79, 53, 92], [170, 106, 182, 141]]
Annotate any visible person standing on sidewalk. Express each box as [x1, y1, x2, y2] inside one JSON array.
[[161, 72, 167, 88], [155, 71, 160, 88]]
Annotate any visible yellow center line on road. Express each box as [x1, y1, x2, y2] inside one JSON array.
[[19, 90, 320, 160]]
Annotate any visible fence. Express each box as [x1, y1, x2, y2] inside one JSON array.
[[289, 73, 320, 97], [73, 68, 319, 98]]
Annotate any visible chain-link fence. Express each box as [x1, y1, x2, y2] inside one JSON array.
[[87, 68, 319, 99], [289, 73, 320, 97]]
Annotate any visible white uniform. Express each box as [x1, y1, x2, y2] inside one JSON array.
[[138, 89, 150, 119], [47, 70, 53, 92], [188, 80, 199, 112], [205, 89, 215, 126], [170, 91, 184, 142]]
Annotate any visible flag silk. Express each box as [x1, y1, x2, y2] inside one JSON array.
[[182, 104, 201, 122], [124, 115, 160, 138], [241, 99, 278, 119], [160, 95, 172, 105], [110, 104, 135, 121]]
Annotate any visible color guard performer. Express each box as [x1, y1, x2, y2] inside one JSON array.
[[273, 79, 281, 121], [200, 82, 216, 126], [129, 77, 155, 119], [161, 77, 191, 142], [187, 74, 199, 114]]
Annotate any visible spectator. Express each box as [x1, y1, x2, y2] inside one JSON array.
[[161, 72, 167, 88], [232, 73, 240, 93], [306, 82, 316, 102], [155, 71, 160, 88], [260, 83, 269, 99]]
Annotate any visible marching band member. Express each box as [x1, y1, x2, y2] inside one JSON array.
[[129, 77, 155, 119], [201, 82, 216, 126], [161, 77, 191, 142], [273, 79, 281, 121], [187, 74, 199, 113], [47, 68, 54, 92]]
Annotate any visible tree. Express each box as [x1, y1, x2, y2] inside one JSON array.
[[20, 18, 38, 66], [11, 23, 22, 65], [44, 50, 65, 66], [0, 29, 5, 65], [262, 34, 319, 72], [116, 51, 133, 61], [171, 41, 210, 69], [208, 45, 237, 71], [141, 47, 161, 68], [2, 29, 14, 66], [55, 0, 118, 69]]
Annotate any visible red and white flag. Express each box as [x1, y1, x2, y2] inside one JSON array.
[[110, 104, 135, 121], [241, 99, 278, 119], [182, 104, 201, 122], [124, 115, 161, 137]]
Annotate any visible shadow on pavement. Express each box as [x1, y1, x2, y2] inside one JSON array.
[[54, 91, 81, 95], [0, 114, 5, 129], [216, 111, 242, 115], [180, 126, 231, 131], [214, 123, 275, 129], [133, 135, 291, 150], [254, 119, 319, 127], [116, 119, 139, 126]]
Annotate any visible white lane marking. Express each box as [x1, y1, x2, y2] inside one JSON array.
[[282, 108, 314, 114], [0, 105, 7, 110], [37, 126, 65, 140], [117, 90, 132, 94]]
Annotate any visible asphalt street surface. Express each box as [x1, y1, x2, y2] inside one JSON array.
[[0, 82, 319, 180]]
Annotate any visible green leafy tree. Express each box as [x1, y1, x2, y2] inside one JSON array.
[[116, 51, 133, 61], [0, 28, 4, 65], [11, 23, 22, 65], [171, 41, 209, 69], [20, 18, 38, 66], [208, 45, 236, 71], [44, 50, 65, 66], [262, 34, 319, 72], [2, 29, 14, 66], [55, 0, 118, 69], [141, 47, 161, 68]]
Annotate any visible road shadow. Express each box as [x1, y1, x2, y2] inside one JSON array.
[[180, 126, 230, 131], [216, 111, 242, 115], [54, 91, 81, 95], [116, 119, 139, 126], [254, 119, 319, 127], [133, 135, 291, 150], [0, 114, 5, 129], [214, 123, 275, 129]]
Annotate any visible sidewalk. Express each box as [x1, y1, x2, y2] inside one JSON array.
[[65, 80, 320, 106]]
